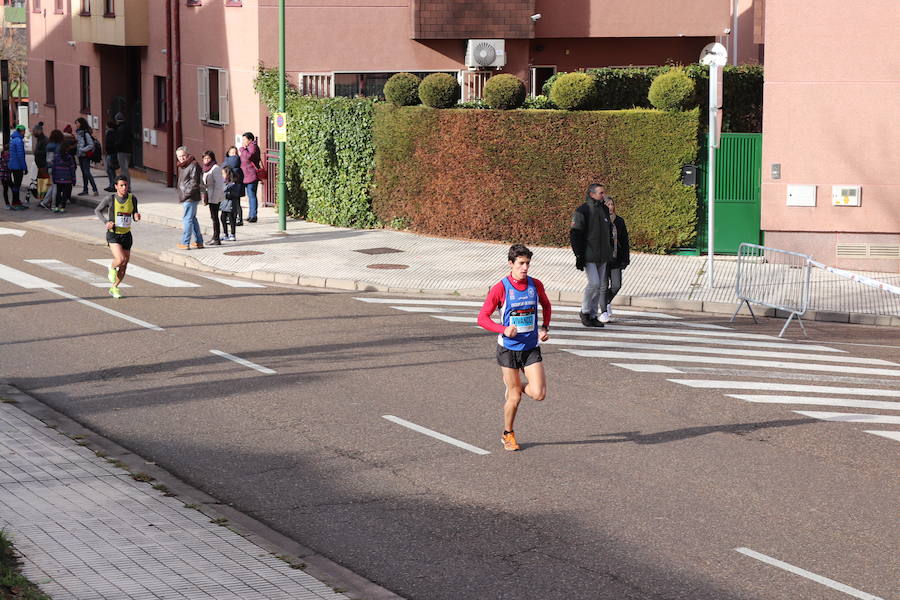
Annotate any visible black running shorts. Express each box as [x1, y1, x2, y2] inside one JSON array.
[[496, 345, 542, 370], [106, 231, 133, 250]]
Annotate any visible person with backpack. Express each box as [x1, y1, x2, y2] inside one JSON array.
[[8, 124, 28, 210], [75, 117, 99, 196], [51, 139, 77, 213], [94, 176, 141, 299]]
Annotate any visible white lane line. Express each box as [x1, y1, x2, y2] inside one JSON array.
[[0, 227, 26, 237], [729, 395, 900, 411], [434, 314, 728, 331], [671, 380, 900, 398], [0, 263, 61, 288], [198, 275, 266, 288], [546, 338, 894, 366], [563, 350, 900, 378], [864, 430, 900, 442], [357, 297, 682, 319], [613, 364, 685, 373], [209, 350, 276, 374], [45, 288, 163, 331], [89, 259, 201, 287], [382, 415, 490, 455], [793, 411, 900, 425], [26, 259, 132, 288], [735, 548, 885, 600]]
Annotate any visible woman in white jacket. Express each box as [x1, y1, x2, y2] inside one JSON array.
[[74, 117, 99, 196], [201, 151, 225, 245]]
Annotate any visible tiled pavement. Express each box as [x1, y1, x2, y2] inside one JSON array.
[[0, 399, 351, 600]]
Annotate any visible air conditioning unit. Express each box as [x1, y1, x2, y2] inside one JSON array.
[[465, 39, 506, 69]]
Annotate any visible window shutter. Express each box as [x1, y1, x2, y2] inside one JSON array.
[[218, 69, 229, 125], [197, 67, 209, 121]]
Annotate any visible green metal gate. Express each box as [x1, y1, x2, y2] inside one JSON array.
[[697, 133, 763, 254]]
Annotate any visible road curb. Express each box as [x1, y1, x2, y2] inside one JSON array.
[[0, 383, 404, 600]]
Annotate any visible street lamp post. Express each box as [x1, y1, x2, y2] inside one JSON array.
[[278, 0, 286, 232], [700, 42, 728, 288]]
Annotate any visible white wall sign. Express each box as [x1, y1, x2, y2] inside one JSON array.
[[786, 184, 817, 207], [832, 185, 861, 207]]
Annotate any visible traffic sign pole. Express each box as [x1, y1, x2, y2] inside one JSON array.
[[278, 0, 286, 232]]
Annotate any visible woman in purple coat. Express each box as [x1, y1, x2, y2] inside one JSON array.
[[238, 132, 261, 223]]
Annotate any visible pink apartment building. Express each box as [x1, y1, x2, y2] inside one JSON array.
[[27, 0, 759, 185]]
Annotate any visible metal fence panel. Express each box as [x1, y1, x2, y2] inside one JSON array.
[[733, 243, 811, 337]]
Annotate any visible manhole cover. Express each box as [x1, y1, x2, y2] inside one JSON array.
[[367, 263, 409, 270], [224, 250, 264, 256], [354, 247, 404, 255]]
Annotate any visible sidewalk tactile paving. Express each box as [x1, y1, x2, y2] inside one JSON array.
[[0, 403, 350, 600]]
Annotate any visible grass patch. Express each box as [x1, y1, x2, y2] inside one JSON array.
[[0, 397, 17, 404], [151, 484, 175, 497], [183, 504, 200, 510], [0, 530, 51, 600], [130, 473, 154, 483], [209, 518, 228, 526]]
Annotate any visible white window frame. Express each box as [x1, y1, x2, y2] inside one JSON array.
[[298, 72, 334, 98], [197, 66, 229, 125]]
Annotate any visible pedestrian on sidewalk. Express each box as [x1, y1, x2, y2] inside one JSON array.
[[570, 182, 613, 328], [95, 176, 141, 299], [478, 244, 552, 451], [600, 196, 630, 323], [224, 145, 244, 226], [0, 145, 11, 209], [175, 146, 204, 249], [239, 132, 261, 223], [113, 113, 132, 186], [201, 150, 223, 245], [51, 139, 77, 213], [75, 117, 99, 196], [40, 129, 64, 210], [220, 166, 239, 241], [32, 122, 50, 200], [8, 124, 28, 210], [103, 119, 119, 192]]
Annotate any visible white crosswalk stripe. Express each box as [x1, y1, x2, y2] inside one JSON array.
[[794, 411, 900, 425], [728, 395, 900, 411], [0, 263, 60, 288], [670, 379, 900, 398], [865, 430, 900, 442], [88, 259, 201, 287], [433, 314, 729, 330], [356, 297, 682, 319], [198, 275, 266, 288], [25, 259, 132, 288]]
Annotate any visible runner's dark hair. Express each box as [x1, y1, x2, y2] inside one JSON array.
[[508, 244, 533, 262], [115, 175, 128, 184]]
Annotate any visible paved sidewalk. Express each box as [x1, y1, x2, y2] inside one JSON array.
[[0, 391, 353, 600]]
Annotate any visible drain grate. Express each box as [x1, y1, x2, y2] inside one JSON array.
[[367, 263, 409, 270], [354, 247, 404, 255], [224, 250, 264, 256]]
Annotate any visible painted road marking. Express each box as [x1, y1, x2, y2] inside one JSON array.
[[26, 259, 132, 288], [563, 350, 900, 378], [729, 395, 900, 411], [864, 430, 900, 442], [45, 288, 163, 331], [382, 415, 490, 455], [89, 259, 201, 287], [792, 411, 900, 425], [434, 314, 728, 331], [735, 548, 884, 600], [613, 364, 684, 373], [0, 227, 26, 237], [0, 263, 61, 289], [356, 297, 682, 319], [656, 367, 900, 387], [532, 329, 840, 352], [670, 380, 900, 398], [546, 339, 894, 366], [198, 275, 266, 288], [209, 350, 276, 374]]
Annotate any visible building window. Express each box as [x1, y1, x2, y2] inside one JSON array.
[[186, 0, 200, 6], [196, 67, 229, 125], [332, 71, 454, 99], [79, 0, 90, 15], [225, 0, 242, 5], [32, 0, 40, 11], [103, 0, 113, 16], [80, 65, 90, 113], [299, 73, 333, 98], [45, 60, 55, 105], [54, 0, 63, 13], [154, 76, 167, 128]]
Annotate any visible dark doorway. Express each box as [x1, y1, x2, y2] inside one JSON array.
[[99, 45, 143, 168], [530, 65, 556, 96]]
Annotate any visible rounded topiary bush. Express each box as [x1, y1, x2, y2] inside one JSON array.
[[384, 72, 421, 106], [549, 72, 599, 110], [482, 74, 526, 110], [418, 73, 461, 108], [648, 69, 697, 111]]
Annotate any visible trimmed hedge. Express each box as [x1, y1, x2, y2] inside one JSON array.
[[373, 106, 699, 252], [384, 72, 421, 107], [483, 74, 526, 110], [419, 73, 460, 108], [254, 67, 377, 227], [549, 72, 599, 110], [648, 69, 696, 111]]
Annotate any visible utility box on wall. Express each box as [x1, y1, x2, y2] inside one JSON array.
[[832, 185, 861, 206]]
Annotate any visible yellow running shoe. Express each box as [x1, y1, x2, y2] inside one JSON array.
[[107, 266, 118, 284], [108, 287, 122, 299], [502, 431, 520, 451]]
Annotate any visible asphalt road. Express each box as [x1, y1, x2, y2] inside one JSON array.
[[1, 223, 898, 600]]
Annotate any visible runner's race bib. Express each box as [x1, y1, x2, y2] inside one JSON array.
[[509, 308, 535, 333], [115, 212, 132, 229]]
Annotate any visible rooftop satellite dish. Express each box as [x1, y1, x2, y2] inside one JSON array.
[[699, 42, 728, 67]]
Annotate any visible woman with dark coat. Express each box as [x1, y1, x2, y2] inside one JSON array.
[[238, 132, 261, 222], [223, 145, 244, 225], [103, 119, 119, 192], [600, 196, 630, 323]]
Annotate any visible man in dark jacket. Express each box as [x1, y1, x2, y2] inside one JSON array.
[[8, 124, 28, 209], [570, 182, 613, 327], [175, 146, 204, 249], [113, 113, 131, 186]]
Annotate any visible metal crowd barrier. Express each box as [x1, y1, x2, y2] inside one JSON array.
[[731, 243, 812, 337]]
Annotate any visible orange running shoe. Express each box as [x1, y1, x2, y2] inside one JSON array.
[[502, 431, 520, 451]]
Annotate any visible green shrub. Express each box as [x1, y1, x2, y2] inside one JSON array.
[[648, 69, 696, 111], [383, 73, 421, 107], [482, 74, 526, 110], [418, 73, 461, 108], [549, 72, 599, 110], [523, 94, 555, 110]]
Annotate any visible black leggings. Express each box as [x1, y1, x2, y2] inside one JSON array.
[[607, 267, 623, 305], [208, 203, 221, 241], [220, 208, 236, 237], [2, 180, 9, 205], [55, 183, 73, 209], [10, 170, 24, 204]]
